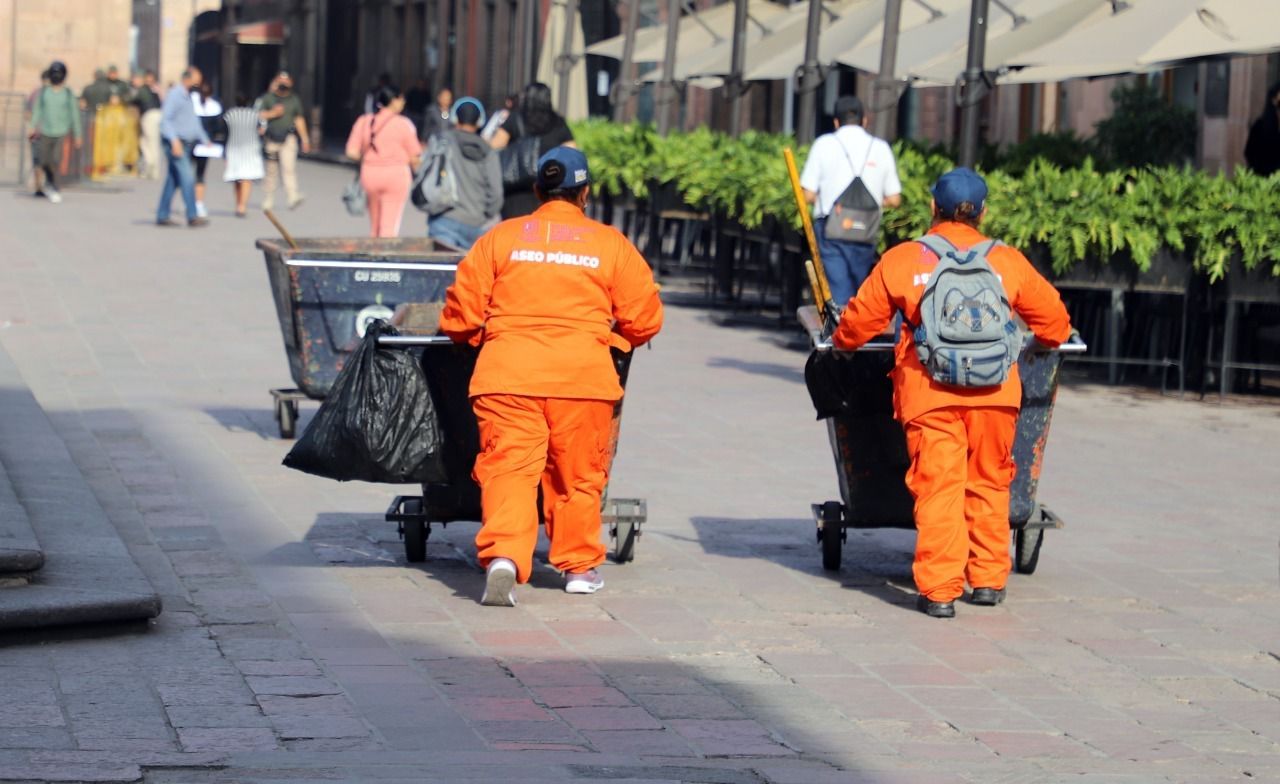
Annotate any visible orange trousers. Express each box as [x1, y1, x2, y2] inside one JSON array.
[[472, 394, 614, 583], [902, 405, 1018, 602]]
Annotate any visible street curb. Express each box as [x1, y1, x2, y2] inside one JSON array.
[[0, 342, 161, 630], [0, 456, 44, 577]]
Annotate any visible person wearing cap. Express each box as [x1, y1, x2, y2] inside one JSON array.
[[258, 71, 311, 210], [422, 96, 503, 250], [28, 61, 83, 203], [830, 168, 1072, 618], [800, 95, 902, 308], [438, 147, 663, 606]]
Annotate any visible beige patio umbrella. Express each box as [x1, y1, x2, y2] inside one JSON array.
[[637, 0, 802, 84], [742, 0, 962, 83], [586, 0, 792, 64], [538, 0, 590, 122], [1016, 0, 1280, 73], [898, 0, 1104, 86]]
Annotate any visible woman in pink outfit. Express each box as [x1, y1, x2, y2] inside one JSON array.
[[345, 85, 423, 237]]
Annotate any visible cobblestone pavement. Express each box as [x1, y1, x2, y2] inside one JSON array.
[[0, 165, 1277, 783]]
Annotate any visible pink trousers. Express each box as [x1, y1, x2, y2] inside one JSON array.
[[360, 165, 411, 238]]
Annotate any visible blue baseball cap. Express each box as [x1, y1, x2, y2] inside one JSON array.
[[931, 167, 987, 215], [537, 146, 591, 191]]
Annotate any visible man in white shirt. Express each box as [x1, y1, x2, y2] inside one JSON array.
[[800, 95, 903, 308]]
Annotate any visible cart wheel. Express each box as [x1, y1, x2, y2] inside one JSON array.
[[402, 499, 427, 563], [613, 522, 638, 564], [1014, 527, 1043, 575], [277, 399, 297, 440], [820, 501, 843, 572]]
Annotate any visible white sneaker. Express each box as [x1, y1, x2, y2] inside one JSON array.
[[481, 558, 517, 607], [46, 189, 62, 204], [565, 569, 604, 595], [196, 202, 208, 218]]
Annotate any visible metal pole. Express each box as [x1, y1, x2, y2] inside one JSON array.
[[556, 0, 579, 115], [656, 0, 680, 135], [613, 0, 641, 123], [727, 0, 749, 136], [872, 0, 903, 140], [796, 0, 824, 143], [524, 0, 539, 88], [957, 0, 989, 167], [222, 0, 238, 101]]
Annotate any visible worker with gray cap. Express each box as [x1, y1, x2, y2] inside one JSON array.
[[800, 95, 903, 308]]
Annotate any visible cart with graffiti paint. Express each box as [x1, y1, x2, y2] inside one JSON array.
[[798, 305, 1087, 574], [258, 237, 464, 438]]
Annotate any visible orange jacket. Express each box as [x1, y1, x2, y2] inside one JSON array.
[[440, 200, 664, 401], [832, 221, 1072, 423]]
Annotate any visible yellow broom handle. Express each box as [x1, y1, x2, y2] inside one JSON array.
[[783, 148, 831, 305]]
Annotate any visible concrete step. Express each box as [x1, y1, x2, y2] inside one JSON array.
[[0, 457, 43, 580], [0, 341, 161, 630]]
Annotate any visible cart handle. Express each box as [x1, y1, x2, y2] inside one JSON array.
[[813, 335, 1089, 354], [376, 335, 454, 346]]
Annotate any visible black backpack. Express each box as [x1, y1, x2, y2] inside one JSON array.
[[822, 137, 881, 244]]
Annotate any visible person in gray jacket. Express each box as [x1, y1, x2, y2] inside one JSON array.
[[426, 98, 502, 250]]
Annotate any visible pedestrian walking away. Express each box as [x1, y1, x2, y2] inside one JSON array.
[[155, 67, 211, 227], [134, 70, 164, 180], [192, 83, 225, 219], [345, 84, 422, 238], [419, 96, 503, 250], [223, 96, 265, 217], [258, 71, 311, 210], [27, 61, 83, 204], [489, 82, 575, 219], [829, 167, 1071, 619], [439, 147, 664, 607], [800, 95, 902, 308]]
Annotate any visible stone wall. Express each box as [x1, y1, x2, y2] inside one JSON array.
[[0, 0, 131, 94]]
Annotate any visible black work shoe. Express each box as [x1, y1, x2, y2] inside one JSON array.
[[916, 594, 956, 618], [970, 587, 1007, 606]]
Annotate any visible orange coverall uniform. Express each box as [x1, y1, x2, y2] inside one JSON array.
[[832, 222, 1072, 602], [439, 200, 664, 583]]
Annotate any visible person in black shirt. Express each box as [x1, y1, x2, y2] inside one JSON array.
[[1244, 83, 1280, 177], [490, 82, 574, 219]]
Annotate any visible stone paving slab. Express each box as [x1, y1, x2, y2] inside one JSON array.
[[0, 164, 1276, 782], [0, 341, 159, 628]]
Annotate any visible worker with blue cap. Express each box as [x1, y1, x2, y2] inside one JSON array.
[[440, 146, 664, 607], [830, 167, 1073, 618]]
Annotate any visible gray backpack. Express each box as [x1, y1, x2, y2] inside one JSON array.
[[911, 234, 1022, 388], [412, 132, 459, 215]]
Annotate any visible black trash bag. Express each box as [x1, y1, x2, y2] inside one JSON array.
[[803, 348, 897, 421], [284, 321, 446, 483]]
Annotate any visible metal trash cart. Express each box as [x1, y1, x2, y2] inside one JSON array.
[[258, 237, 464, 438], [377, 335, 647, 565], [798, 305, 1087, 574]]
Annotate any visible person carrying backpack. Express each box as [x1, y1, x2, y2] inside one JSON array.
[[27, 61, 83, 204], [415, 97, 503, 250], [800, 95, 902, 308], [830, 167, 1072, 619]]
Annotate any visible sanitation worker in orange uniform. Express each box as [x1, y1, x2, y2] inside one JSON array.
[[831, 168, 1072, 618], [439, 147, 663, 607]]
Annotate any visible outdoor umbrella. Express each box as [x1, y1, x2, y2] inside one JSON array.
[[586, 0, 791, 64], [538, 0, 590, 122], [738, 0, 878, 83], [1015, 0, 1280, 74]]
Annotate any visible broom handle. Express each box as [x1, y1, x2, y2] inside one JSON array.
[[783, 148, 832, 305]]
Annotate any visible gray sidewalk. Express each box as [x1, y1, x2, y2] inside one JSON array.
[[0, 164, 1277, 783]]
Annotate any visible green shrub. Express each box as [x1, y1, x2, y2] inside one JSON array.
[[571, 120, 1280, 280], [1094, 84, 1196, 169]]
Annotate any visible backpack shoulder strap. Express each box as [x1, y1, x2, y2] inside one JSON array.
[[916, 234, 957, 261]]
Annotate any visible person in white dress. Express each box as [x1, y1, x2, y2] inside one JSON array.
[[222, 95, 265, 217]]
